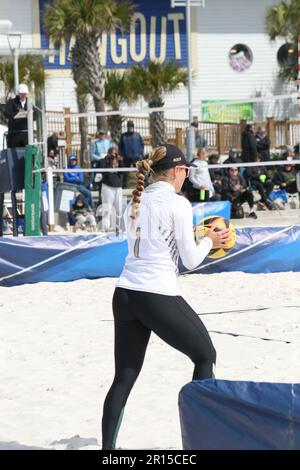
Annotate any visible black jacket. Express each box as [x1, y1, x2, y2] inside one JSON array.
[[96, 156, 123, 188], [4, 96, 28, 133], [255, 133, 270, 161], [241, 129, 257, 162], [222, 174, 247, 200]]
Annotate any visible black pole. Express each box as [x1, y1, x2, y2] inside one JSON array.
[[11, 190, 18, 237]]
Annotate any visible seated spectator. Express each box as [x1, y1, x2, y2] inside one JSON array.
[[244, 154, 274, 209], [188, 148, 215, 202], [64, 155, 94, 209], [208, 153, 223, 201], [71, 193, 96, 232], [96, 147, 123, 232], [273, 162, 299, 195], [222, 167, 257, 219], [223, 148, 243, 175]]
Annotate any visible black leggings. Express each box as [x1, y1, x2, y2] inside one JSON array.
[[102, 287, 216, 450]]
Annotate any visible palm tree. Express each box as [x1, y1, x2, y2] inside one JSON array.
[[44, 0, 135, 130], [128, 61, 188, 147], [265, 0, 300, 81], [104, 70, 137, 144], [0, 55, 45, 124], [75, 77, 90, 166], [71, 39, 90, 165]]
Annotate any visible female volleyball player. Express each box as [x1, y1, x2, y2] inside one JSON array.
[[102, 144, 231, 450]]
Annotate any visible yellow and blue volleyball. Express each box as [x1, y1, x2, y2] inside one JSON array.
[[194, 215, 236, 259]]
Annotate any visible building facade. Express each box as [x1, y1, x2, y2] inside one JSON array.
[[0, 0, 297, 121]]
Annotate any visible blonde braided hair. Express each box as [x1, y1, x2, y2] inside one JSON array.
[[130, 146, 168, 222]]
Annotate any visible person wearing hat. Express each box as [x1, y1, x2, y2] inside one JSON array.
[[119, 120, 144, 188], [4, 83, 31, 148], [90, 129, 111, 162], [101, 143, 231, 450], [223, 148, 243, 176], [89, 129, 111, 195], [64, 155, 94, 209]]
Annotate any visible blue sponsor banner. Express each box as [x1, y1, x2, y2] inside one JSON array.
[[179, 379, 300, 450], [192, 201, 231, 225], [39, 0, 187, 69], [0, 224, 300, 287]]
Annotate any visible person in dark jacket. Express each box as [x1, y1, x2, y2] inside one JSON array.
[[255, 126, 270, 161], [223, 148, 243, 175], [241, 123, 258, 162], [96, 147, 124, 232], [244, 154, 273, 209], [4, 83, 30, 147], [64, 155, 94, 209], [119, 120, 144, 188], [47, 132, 59, 157], [222, 167, 257, 218], [273, 163, 299, 195]]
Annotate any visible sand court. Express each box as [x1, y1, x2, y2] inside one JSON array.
[[0, 272, 299, 450]]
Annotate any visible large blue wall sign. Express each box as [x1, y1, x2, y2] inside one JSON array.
[[39, 0, 187, 69]]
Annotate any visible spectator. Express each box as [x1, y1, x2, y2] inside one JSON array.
[[255, 126, 270, 161], [283, 145, 295, 161], [71, 193, 96, 232], [119, 120, 144, 188], [47, 149, 58, 168], [191, 115, 199, 128], [188, 148, 215, 202], [208, 153, 223, 200], [47, 132, 59, 157], [241, 123, 257, 162], [97, 147, 124, 232], [223, 148, 243, 175], [64, 155, 94, 209], [90, 129, 111, 162], [222, 167, 257, 219], [273, 162, 299, 195], [4, 83, 31, 148], [244, 154, 274, 209]]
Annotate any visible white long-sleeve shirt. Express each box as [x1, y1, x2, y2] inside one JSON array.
[[117, 181, 212, 296], [189, 159, 215, 197]]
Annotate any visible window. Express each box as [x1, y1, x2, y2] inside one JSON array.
[[277, 43, 296, 68], [229, 44, 253, 72]]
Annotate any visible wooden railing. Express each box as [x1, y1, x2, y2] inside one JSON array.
[[46, 109, 300, 157]]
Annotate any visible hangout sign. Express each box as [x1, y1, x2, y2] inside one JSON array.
[[39, 0, 187, 69]]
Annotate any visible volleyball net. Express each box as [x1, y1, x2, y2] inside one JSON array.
[[19, 94, 300, 235]]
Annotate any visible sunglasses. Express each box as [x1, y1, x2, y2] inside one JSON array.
[[176, 166, 191, 178]]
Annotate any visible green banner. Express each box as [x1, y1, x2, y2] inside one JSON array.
[[202, 100, 253, 123], [25, 145, 42, 236]]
